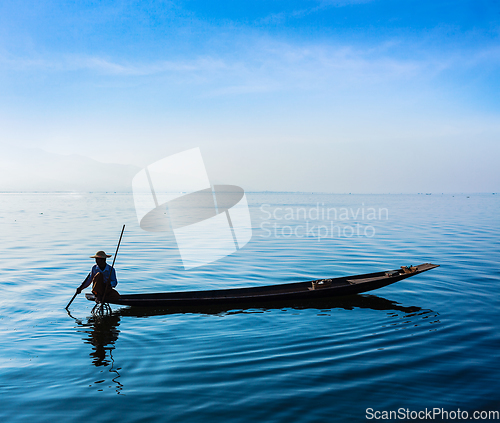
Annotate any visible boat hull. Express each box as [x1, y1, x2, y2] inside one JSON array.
[[86, 263, 439, 307]]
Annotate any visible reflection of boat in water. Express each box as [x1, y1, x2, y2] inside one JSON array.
[[69, 294, 428, 361], [107, 293, 428, 318], [68, 292, 438, 395], [86, 263, 439, 308]]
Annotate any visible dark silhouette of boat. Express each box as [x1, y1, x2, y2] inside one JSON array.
[[85, 263, 439, 308]]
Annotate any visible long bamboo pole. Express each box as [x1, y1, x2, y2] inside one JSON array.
[[101, 225, 125, 304]]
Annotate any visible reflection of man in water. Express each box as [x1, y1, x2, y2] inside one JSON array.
[[85, 313, 121, 367], [77, 251, 120, 303]]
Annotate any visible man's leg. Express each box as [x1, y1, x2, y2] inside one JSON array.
[[91, 272, 105, 302], [91, 272, 120, 302], [105, 287, 120, 300]]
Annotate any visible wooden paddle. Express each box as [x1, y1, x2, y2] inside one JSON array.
[[65, 273, 90, 310], [100, 224, 126, 304]]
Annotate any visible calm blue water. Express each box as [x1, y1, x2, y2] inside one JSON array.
[[0, 192, 499, 422]]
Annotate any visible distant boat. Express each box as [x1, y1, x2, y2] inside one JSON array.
[[86, 263, 439, 308]]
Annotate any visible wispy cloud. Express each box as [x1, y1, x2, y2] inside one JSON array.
[[0, 37, 498, 97], [0, 52, 229, 75], [256, 0, 374, 25]]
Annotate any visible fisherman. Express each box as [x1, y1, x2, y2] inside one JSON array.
[[76, 251, 120, 303]]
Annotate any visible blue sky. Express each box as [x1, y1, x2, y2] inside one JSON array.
[[0, 0, 499, 192]]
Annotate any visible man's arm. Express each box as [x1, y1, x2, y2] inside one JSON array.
[[76, 271, 92, 294], [109, 267, 118, 288]]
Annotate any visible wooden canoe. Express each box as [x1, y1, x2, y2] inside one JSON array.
[[85, 263, 439, 307]]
